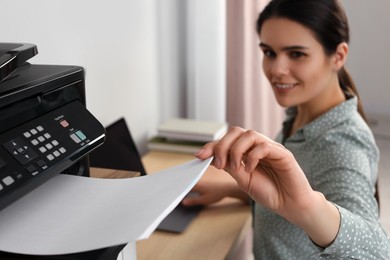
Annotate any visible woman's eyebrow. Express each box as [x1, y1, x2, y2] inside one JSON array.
[[259, 42, 271, 48], [282, 45, 309, 51], [259, 42, 309, 51]]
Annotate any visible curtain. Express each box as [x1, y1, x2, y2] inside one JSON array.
[[226, 0, 284, 139]]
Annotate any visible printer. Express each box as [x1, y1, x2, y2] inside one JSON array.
[[0, 43, 124, 259]]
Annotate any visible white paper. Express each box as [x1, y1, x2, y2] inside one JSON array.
[[0, 157, 212, 255]]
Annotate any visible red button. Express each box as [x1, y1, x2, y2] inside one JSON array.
[[60, 120, 69, 127]]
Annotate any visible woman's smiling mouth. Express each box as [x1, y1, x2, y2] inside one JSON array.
[[273, 83, 297, 89]]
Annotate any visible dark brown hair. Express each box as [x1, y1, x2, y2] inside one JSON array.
[[256, 0, 367, 121]]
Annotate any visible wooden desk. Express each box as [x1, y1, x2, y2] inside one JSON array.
[[92, 151, 251, 260]]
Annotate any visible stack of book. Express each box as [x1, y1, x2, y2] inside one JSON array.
[[147, 118, 228, 154]]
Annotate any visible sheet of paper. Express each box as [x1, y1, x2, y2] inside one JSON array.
[[0, 157, 212, 255]]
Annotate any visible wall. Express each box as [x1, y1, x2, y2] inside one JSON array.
[[343, 0, 390, 116], [156, 0, 188, 121], [1, 0, 226, 153], [1, 0, 160, 154], [156, 0, 226, 123], [3, 1, 387, 153], [185, 0, 226, 122]]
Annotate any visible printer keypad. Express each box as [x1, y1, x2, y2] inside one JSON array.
[[3, 137, 38, 165], [0, 98, 105, 210], [2, 125, 67, 180], [23, 126, 67, 164]]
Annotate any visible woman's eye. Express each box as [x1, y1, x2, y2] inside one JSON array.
[[262, 49, 275, 58], [290, 51, 305, 59]]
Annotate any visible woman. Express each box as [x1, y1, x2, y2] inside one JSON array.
[[183, 0, 390, 258]]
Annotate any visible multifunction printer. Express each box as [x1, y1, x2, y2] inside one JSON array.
[[0, 43, 124, 259]]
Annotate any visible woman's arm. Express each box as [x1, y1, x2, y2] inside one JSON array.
[[195, 127, 341, 246]]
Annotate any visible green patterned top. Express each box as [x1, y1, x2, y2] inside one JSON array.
[[253, 96, 390, 259]]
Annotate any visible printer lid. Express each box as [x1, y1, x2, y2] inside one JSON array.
[[0, 43, 38, 82]]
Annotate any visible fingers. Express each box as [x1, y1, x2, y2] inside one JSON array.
[[195, 141, 216, 160], [244, 141, 274, 173], [227, 129, 259, 171], [213, 127, 246, 169], [195, 127, 246, 168], [215, 127, 276, 172], [196, 126, 284, 175]]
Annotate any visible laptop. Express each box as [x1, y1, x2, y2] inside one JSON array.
[[88, 118, 201, 233]]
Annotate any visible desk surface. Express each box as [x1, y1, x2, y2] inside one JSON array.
[[92, 151, 251, 260]]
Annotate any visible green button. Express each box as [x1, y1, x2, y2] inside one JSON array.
[[75, 131, 86, 141]]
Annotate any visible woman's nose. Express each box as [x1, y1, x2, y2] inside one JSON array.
[[269, 57, 289, 76]]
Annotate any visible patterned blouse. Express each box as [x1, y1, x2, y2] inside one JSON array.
[[252, 96, 390, 259]]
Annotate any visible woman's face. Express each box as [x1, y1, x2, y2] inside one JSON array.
[[259, 17, 340, 109]]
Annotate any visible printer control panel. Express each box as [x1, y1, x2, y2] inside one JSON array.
[[0, 100, 105, 210]]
